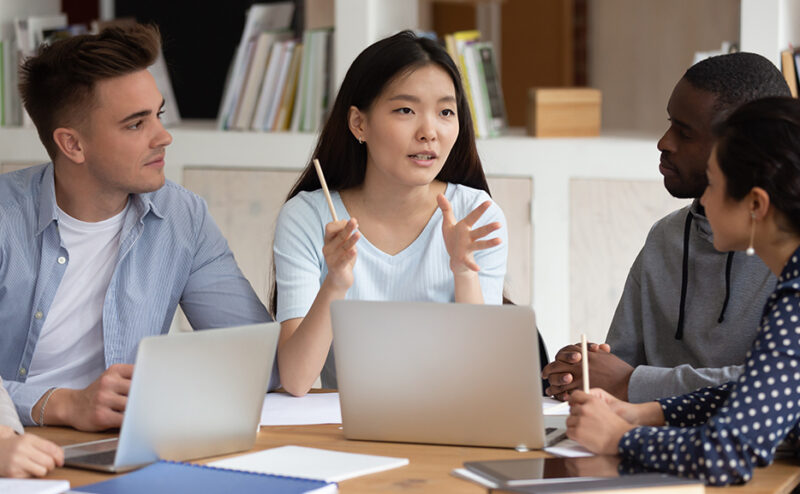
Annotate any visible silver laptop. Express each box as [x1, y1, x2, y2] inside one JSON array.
[[331, 300, 564, 450], [63, 322, 280, 472]]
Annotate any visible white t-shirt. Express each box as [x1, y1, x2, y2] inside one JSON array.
[[20, 202, 129, 391]]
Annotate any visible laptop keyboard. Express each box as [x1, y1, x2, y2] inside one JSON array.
[[70, 449, 117, 465]]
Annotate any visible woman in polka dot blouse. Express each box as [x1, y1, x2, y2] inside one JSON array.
[[566, 96, 800, 486]]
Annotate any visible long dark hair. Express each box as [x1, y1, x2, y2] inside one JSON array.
[[714, 96, 800, 234], [270, 30, 489, 316]]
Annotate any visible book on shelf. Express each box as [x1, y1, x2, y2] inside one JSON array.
[[463, 42, 490, 138], [290, 28, 332, 133], [450, 30, 481, 135], [0, 39, 5, 126], [475, 42, 507, 135], [217, 1, 295, 130], [75, 460, 337, 494], [273, 42, 303, 131], [251, 39, 291, 130], [289, 29, 312, 132], [264, 40, 297, 130], [793, 48, 800, 100], [232, 29, 292, 130], [780, 47, 798, 98], [443, 30, 507, 138], [0, 32, 19, 127]]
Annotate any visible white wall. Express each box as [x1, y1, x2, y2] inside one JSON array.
[[740, 0, 800, 67], [333, 0, 419, 89]]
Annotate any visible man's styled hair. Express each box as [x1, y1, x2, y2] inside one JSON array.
[[18, 24, 161, 160], [683, 52, 791, 121]]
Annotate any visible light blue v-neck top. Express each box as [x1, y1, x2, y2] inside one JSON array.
[[273, 182, 508, 388]]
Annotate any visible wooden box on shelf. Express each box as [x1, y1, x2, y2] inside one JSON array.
[[526, 87, 601, 137]]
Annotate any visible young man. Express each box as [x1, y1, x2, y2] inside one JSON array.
[[0, 377, 62, 478], [0, 24, 272, 431], [542, 53, 791, 402]]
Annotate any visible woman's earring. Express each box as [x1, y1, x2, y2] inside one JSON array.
[[358, 137, 364, 144], [746, 211, 756, 256]]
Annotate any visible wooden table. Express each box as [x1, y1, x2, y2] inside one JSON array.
[[28, 424, 800, 493]]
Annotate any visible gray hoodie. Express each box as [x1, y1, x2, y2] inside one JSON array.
[[606, 200, 775, 402]]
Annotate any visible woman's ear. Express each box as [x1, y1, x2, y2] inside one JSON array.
[[348, 106, 366, 144], [53, 128, 86, 164], [750, 186, 771, 220]]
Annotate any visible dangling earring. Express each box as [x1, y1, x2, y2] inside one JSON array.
[[746, 211, 756, 256]]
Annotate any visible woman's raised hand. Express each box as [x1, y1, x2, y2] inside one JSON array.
[[437, 194, 502, 274], [321, 218, 360, 292]]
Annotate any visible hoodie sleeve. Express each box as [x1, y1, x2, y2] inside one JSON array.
[[605, 248, 648, 367], [626, 363, 744, 403]]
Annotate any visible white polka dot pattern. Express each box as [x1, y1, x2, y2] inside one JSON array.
[[619, 251, 800, 486]]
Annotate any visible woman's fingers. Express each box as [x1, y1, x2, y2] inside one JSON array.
[[461, 200, 492, 227], [469, 222, 501, 240]]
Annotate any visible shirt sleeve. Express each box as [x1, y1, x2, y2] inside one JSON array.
[[180, 198, 271, 329], [273, 194, 327, 322], [618, 292, 800, 486], [473, 198, 508, 305], [178, 198, 278, 390], [4, 380, 51, 427], [0, 379, 24, 433]]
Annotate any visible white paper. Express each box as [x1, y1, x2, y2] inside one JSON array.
[[260, 392, 342, 425], [209, 445, 408, 482], [544, 438, 594, 458], [0, 479, 70, 494], [543, 398, 571, 416]]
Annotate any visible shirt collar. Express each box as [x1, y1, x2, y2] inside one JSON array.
[[777, 245, 800, 284], [36, 163, 165, 235], [131, 190, 165, 221], [36, 164, 58, 235]]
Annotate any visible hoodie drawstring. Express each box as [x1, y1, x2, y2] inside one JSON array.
[[675, 211, 694, 340], [718, 252, 734, 323]]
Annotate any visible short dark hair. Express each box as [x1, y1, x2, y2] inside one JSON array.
[[683, 52, 791, 122], [714, 96, 800, 234], [269, 30, 489, 315], [18, 24, 161, 160]]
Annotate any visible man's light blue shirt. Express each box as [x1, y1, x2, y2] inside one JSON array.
[[0, 164, 273, 424]]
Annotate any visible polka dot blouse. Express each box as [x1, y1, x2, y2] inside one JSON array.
[[619, 249, 800, 486]]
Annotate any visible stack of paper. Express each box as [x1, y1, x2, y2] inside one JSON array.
[[210, 445, 408, 482]]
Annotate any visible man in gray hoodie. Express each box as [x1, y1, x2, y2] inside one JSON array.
[[542, 52, 791, 403]]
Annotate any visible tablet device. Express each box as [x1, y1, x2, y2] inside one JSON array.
[[464, 457, 704, 491]]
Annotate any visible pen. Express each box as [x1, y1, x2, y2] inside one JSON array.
[[313, 158, 338, 222], [581, 334, 590, 393]]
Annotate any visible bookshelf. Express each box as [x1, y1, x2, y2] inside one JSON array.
[[0, 0, 789, 355]]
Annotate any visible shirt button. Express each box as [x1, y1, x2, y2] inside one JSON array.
[[57, 256, 66, 264], [34, 311, 43, 319], [19, 368, 26, 375]]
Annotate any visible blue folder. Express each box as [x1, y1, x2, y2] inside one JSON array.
[[74, 460, 337, 494]]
